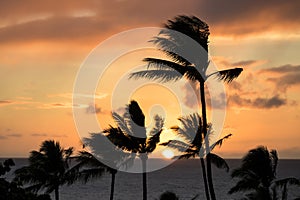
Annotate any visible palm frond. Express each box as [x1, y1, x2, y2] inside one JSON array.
[[228, 177, 259, 194], [112, 112, 132, 135], [160, 140, 190, 152], [208, 153, 229, 172], [177, 151, 198, 159], [104, 126, 139, 152], [129, 69, 184, 83], [270, 149, 278, 176], [216, 68, 243, 83], [146, 129, 162, 153], [210, 133, 232, 150], [274, 177, 300, 188], [146, 115, 164, 153]]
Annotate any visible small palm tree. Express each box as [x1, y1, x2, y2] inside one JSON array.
[[130, 15, 243, 200], [229, 146, 300, 200], [73, 132, 134, 200], [161, 113, 231, 199], [14, 140, 76, 200], [105, 100, 164, 200]]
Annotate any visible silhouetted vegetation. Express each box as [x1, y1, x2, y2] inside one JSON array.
[[14, 140, 76, 200], [105, 100, 164, 200], [130, 15, 243, 200], [0, 159, 51, 200], [229, 146, 300, 200], [74, 132, 134, 200]]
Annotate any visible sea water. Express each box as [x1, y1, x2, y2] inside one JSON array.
[[1, 159, 300, 200]]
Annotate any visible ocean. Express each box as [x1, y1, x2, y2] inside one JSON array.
[[2, 158, 300, 200]]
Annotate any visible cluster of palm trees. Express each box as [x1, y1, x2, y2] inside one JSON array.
[[7, 15, 299, 200], [14, 15, 243, 200]]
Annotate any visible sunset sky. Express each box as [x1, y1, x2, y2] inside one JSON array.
[[1, 0, 300, 159]]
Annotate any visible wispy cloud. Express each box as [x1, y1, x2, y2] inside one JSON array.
[[262, 64, 300, 92], [31, 133, 48, 137], [181, 81, 200, 109], [86, 104, 103, 114], [0, 100, 13, 105], [0, 0, 300, 44], [0, 133, 22, 140], [229, 94, 287, 109]]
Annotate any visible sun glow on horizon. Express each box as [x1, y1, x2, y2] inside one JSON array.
[[162, 149, 175, 159]]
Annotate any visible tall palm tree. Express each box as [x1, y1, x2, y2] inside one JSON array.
[[73, 132, 134, 200], [228, 146, 300, 200], [14, 140, 76, 200], [161, 113, 231, 198], [129, 15, 243, 200], [105, 100, 164, 200]]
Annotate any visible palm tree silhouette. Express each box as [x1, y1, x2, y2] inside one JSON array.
[[129, 15, 243, 200], [73, 132, 134, 200], [229, 146, 300, 200], [161, 113, 231, 198], [14, 140, 76, 200], [105, 100, 164, 200]]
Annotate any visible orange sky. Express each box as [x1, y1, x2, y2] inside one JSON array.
[[1, 0, 300, 159]]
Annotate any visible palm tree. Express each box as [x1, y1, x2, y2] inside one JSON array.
[[129, 15, 243, 200], [105, 100, 164, 200], [161, 113, 231, 198], [14, 140, 76, 200], [228, 146, 300, 200], [73, 132, 134, 200]]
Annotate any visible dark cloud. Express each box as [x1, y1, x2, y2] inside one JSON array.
[[0, 133, 22, 139], [229, 94, 287, 109], [51, 134, 67, 138], [262, 65, 300, 92], [262, 64, 300, 74], [6, 133, 22, 137], [268, 73, 300, 92], [206, 92, 227, 109], [227, 81, 242, 92], [86, 104, 103, 114], [0, 100, 13, 104], [181, 81, 200, 109], [31, 133, 48, 137], [0, 0, 300, 43], [0, 135, 7, 140], [231, 60, 258, 67], [216, 58, 261, 68]]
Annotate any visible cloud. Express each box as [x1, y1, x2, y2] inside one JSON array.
[[51, 134, 67, 138], [38, 102, 78, 109], [262, 64, 300, 92], [1, 0, 300, 44], [181, 81, 200, 109], [0, 135, 7, 140], [0, 100, 13, 106], [31, 133, 48, 137], [86, 104, 103, 114], [268, 73, 300, 92], [0, 133, 22, 139], [7, 133, 22, 137], [213, 57, 264, 68], [229, 94, 287, 109], [261, 64, 300, 74]]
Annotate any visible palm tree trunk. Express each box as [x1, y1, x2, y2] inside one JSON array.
[[206, 155, 216, 200], [200, 81, 216, 200], [142, 158, 147, 200], [110, 171, 116, 200], [54, 185, 59, 200], [200, 158, 210, 200]]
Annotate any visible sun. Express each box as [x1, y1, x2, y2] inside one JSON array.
[[162, 149, 174, 159]]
